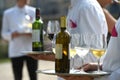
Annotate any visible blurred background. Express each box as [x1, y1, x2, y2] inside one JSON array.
[[0, 0, 70, 60], [0, 0, 120, 61], [0, 0, 70, 80], [0, 0, 120, 79]]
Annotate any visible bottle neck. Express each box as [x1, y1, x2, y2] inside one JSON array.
[[60, 16, 66, 32], [61, 27, 66, 32], [36, 17, 40, 20], [36, 8, 40, 20]]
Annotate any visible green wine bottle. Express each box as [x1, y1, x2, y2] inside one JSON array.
[[55, 16, 71, 73], [32, 8, 44, 51]]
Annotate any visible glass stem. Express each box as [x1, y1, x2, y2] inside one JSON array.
[[72, 57, 74, 70], [97, 58, 100, 72], [81, 57, 84, 71]]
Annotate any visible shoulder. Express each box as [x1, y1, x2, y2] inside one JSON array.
[[4, 6, 16, 15], [26, 5, 35, 12], [77, 0, 100, 10], [82, 0, 103, 14]]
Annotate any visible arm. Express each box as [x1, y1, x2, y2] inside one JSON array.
[[82, 63, 102, 72], [78, 5, 108, 36], [28, 53, 55, 61], [1, 12, 12, 41], [1, 11, 31, 41], [102, 8, 117, 34], [97, 0, 117, 34], [12, 32, 32, 39]]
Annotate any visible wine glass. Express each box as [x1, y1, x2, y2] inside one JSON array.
[[75, 34, 90, 71], [47, 20, 60, 40], [70, 43, 77, 72], [69, 33, 79, 72], [90, 34, 107, 73], [46, 20, 60, 53]]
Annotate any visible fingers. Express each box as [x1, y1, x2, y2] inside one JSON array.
[[12, 31, 20, 39], [83, 63, 98, 72], [83, 64, 91, 71], [77, 63, 89, 70], [23, 33, 32, 37], [12, 31, 32, 39], [77, 63, 98, 72]]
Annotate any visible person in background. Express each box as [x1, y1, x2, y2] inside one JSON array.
[[28, 0, 108, 80], [107, 0, 120, 42], [28, 0, 116, 62], [99, 0, 119, 43], [97, 0, 116, 34], [59, 0, 117, 80], [66, 0, 108, 69], [27, 0, 116, 80], [80, 14, 120, 80], [60, 0, 118, 80], [106, 0, 120, 20], [1, 0, 38, 80]]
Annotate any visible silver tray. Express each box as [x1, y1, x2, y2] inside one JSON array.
[[36, 69, 110, 77], [21, 51, 53, 55]]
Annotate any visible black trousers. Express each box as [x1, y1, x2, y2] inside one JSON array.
[[11, 56, 38, 80]]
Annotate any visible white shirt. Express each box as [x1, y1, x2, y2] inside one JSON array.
[[67, 0, 108, 67], [1, 5, 35, 58], [94, 17, 120, 80], [58, 0, 108, 80], [94, 18, 120, 80], [67, 0, 108, 36]]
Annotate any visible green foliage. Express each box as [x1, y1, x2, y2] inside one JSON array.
[[0, 39, 8, 59], [0, 58, 10, 63]]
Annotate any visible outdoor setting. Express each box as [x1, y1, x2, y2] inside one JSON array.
[[0, 0, 120, 80]]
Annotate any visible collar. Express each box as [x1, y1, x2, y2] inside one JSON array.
[[70, 0, 80, 8], [15, 5, 27, 13]]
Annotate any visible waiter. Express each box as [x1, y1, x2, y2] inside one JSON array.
[[66, 0, 108, 68], [58, 0, 108, 80], [1, 0, 38, 80]]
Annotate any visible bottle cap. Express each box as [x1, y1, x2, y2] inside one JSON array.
[[60, 16, 66, 28], [36, 8, 40, 19]]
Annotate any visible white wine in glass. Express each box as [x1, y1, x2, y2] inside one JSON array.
[[90, 49, 105, 58], [70, 48, 77, 72], [70, 49, 76, 58], [90, 34, 107, 73]]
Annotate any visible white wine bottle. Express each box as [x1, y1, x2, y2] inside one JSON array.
[[32, 8, 44, 51], [55, 16, 71, 73]]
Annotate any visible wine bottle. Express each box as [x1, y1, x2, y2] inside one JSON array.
[[55, 16, 70, 73], [32, 8, 44, 51]]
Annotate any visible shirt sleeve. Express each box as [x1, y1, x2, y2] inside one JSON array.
[[78, 5, 108, 36], [1, 11, 12, 41]]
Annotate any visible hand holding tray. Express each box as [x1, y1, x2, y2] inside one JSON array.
[[21, 51, 55, 61]]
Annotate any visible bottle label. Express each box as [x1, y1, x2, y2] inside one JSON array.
[[55, 44, 62, 59], [32, 30, 40, 42]]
